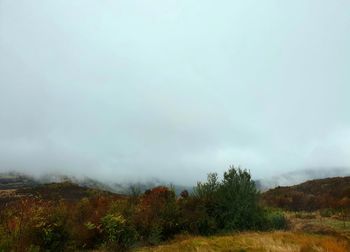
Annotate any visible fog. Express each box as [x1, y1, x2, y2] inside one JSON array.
[[0, 1, 349, 185]]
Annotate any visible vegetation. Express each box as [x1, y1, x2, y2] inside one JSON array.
[[0, 166, 292, 251], [5, 166, 350, 251], [262, 176, 350, 211], [135, 231, 350, 252], [137, 232, 349, 252], [182, 167, 283, 234]]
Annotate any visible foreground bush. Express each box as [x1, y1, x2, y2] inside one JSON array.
[[29, 203, 70, 251], [133, 186, 180, 244], [0, 199, 70, 251], [101, 214, 138, 250], [188, 166, 266, 234], [264, 209, 288, 230]]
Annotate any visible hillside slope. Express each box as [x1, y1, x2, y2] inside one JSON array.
[[0, 173, 38, 189], [262, 176, 350, 211], [0, 181, 126, 210]]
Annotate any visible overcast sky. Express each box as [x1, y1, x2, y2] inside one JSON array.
[[0, 1, 349, 184]]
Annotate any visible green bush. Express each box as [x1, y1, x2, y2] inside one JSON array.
[[101, 214, 138, 250], [29, 205, 70, 252], [191, 166, 266, 233], [265, 210, 288, 230], [0, 225, 13, 252], [320, 208, 334, 217], [147, 225, 162, 245]]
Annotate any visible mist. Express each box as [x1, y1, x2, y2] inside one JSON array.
[[1, 1, 349, 185]]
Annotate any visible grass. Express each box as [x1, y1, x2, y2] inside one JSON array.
[[135, 212, 350, 252], [285, 210, 350, 241], [318, 218, 350, 230], [134, 231, 350, 252]]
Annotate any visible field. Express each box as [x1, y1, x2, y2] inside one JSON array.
[[135, 213, 350, 252], [135, 231, 349, 252]]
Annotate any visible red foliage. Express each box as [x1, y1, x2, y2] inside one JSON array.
[[133, 186, 179, 241]]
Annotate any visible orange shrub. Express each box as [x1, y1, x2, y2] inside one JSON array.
[[134, 186, 180, 243]]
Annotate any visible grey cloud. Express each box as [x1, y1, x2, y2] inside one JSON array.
[[0, 1, 349, 185]]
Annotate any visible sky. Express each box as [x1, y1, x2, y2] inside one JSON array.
[[0, 1, 349, 185]]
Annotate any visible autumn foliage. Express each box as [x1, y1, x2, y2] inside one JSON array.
[[0, 167, 286, 251]]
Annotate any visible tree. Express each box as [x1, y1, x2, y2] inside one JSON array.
[[216, 166, 262, 230], [192, 166, 264, 232]]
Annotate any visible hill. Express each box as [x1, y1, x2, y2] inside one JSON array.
[[255, 167, 350, 191], [0, 179, 126, 210], [0, 172, 38, 189], [0, 172, 191, 195], [16, 181, 125, 202], [262, 176, 350, 211]]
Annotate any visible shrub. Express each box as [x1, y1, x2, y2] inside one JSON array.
[[147, 225, 162, 245], [0, 225, 13, 251], [178, 196, 217, 235], [191, 166, 265, 232], [101, 214, 138, 250], [265, 210, 288, 230], [69, 197, 103, 249], [28, 202, 70, 251], [133, 186, 180, 243], [320, 208, 334, 218]]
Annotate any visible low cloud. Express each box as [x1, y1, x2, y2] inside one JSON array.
[[0, 1, 349, 185]]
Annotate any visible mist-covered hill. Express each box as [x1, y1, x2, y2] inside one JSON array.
[[0, 172, 39, 189], [255, 167, 350, 191], [0, 172, 191, 195], [262, 176, 350, 211]]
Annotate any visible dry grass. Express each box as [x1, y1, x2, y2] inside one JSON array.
[[135, 231, 350, 252], [0, 189, 17, 197], [286, 211, 350, 241]]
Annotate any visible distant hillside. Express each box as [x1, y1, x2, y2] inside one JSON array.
[[0, 180, 126, 209], [17, 181, 125, 202], [0, 172, 191, 210], [0, 172, 38, 189], [262, 176, 350, 211], [0, 172, 191, 195], [256, 167, 350, 191]]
